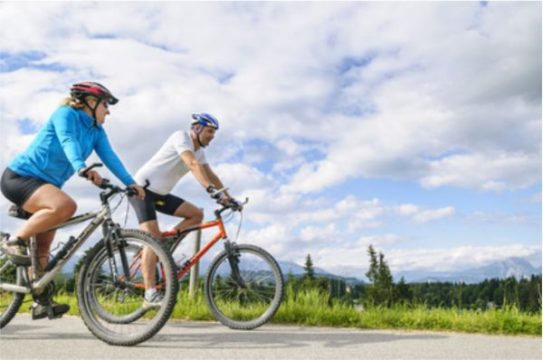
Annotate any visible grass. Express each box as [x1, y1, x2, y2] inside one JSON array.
[[273, 289, 541, 336], [160, 288, 542, 336], [9, 288, 542, 336]]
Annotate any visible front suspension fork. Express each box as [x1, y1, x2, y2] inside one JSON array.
[[104, 222, 131, 289], [224, 241, 246, 288]]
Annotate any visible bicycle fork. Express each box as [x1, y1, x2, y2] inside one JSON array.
[[224, 241, 246, 288], [104, 222, 132, 290]]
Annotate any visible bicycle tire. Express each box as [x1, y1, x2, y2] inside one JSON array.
[[89, 243, 169, 325], [77, 229, 178, 346], [205, 243, 284, 330], [0, 258, 25, 329]]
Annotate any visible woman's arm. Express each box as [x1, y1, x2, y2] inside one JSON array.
[[94, 129, 136, 186]]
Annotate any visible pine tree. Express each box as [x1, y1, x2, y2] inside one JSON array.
[[395, 276, 412, 304], [377, 252, 394, 306], [364, 245, 396, 307], [365, 245, 379, 283], [304, 253, 315, 281]]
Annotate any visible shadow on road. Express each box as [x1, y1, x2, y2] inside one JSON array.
[[1, 321, 97, 342], [142, 322, 445, 350]]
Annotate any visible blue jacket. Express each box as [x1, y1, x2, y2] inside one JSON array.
[[9, 106, 135, 188]]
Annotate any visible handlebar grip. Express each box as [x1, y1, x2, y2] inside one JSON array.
[[79, 163, 103, 178], [98, 178, 111, 189]]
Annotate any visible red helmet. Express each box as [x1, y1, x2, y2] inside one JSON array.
[[70, 81, 119, 105]]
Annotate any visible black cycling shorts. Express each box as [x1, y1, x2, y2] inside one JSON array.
[[1, 167, 48, 207], [128, 188, 185, 224]]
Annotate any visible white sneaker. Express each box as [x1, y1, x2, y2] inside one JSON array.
[[143, 291, 163, 310]]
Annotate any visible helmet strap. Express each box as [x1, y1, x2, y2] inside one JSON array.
[[191, 126, 206, 148], [197, 132, 207, 148], [81, 97, 101, 126]]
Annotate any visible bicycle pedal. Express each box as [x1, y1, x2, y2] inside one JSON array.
[[46, 306, 67, 320], [47, 313, 64, 320]]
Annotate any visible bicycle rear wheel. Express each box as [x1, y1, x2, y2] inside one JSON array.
[[205, 243, 284, 330], [77, 229, 178, 346], [0, 252, 25, 328]]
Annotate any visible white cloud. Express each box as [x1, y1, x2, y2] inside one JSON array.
[[421, 152, 540, 191], [395, 204, 456, 223], [469, 211, 540, 226], [412, 207, 455, 223]]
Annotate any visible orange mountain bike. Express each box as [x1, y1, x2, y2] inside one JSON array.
[[98, 192, 284, 330]]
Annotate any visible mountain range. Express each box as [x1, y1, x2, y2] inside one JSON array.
[[393, 257, 542, 284], [291, 256, 541, 284]]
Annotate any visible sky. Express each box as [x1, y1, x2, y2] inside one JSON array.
[[0, 2, 541, 279]]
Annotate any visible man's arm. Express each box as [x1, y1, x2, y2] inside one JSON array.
[[180, 150, 214, 189], [202, 164, 231, 198]]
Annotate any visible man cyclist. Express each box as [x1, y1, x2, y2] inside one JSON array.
[[1, 82, 145, 319], [129, 113, 240, 306]]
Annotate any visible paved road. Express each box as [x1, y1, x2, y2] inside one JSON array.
[[0, 315, 540, 360]]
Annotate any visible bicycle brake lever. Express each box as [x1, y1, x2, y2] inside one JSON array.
[[98, 178, 111, 189]]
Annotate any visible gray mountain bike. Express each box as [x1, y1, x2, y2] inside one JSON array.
[[0, 164, 178, 346]]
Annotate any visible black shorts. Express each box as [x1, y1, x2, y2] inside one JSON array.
[[1, 168, 48, 207], [128, 188, 185, 224]]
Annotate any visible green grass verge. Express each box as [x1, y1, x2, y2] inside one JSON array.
[[270, 289, 541, 336]]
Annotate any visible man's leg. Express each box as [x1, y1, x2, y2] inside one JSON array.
[[139, 220, 162, 291], [171, 202, 204, 232]]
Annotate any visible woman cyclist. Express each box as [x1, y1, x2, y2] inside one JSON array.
[[0, 82, 145, 320]]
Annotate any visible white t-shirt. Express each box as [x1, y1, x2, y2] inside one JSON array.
[[134, 131, 207, 195]]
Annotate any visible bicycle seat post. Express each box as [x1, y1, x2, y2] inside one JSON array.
[[28, 235, 40, 281]]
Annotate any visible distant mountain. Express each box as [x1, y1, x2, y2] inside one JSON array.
[[277, 260, 333, 277], [395, 257, 541, 284], [278, 261, 365, 285]]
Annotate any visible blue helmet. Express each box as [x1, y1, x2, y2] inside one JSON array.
[[191, 113, 219, 130]]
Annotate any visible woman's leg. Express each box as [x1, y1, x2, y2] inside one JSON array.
[[35, 230, 56, 271], [2, 184, 76, 266], [18, 184, 77, 241], [17, 184, 75, 319]]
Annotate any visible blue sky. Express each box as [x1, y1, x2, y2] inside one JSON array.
[[0, 2, 541, 277]]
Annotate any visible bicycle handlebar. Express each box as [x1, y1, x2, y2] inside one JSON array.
[[216, 197, 249, 215], [81, 163, 150, 198]]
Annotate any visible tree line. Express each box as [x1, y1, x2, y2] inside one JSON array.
[[291, 248, 542, 313]]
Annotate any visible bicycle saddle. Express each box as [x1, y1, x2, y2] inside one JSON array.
[[8, 205, 33, 220]]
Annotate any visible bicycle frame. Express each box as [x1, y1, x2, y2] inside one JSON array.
[[1, 192, 120, 295], [164, 216, 227, 280], [127, 206, 233, 287]]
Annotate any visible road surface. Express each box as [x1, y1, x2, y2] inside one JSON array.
[[0, 314, 540, 360]]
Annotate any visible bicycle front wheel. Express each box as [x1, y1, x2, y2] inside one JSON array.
[[77, 229, 178, 346], [0, 253, 25, 328], [205, 243, 284, 330]]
